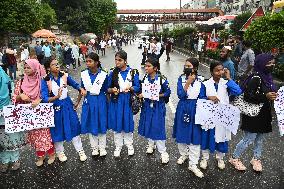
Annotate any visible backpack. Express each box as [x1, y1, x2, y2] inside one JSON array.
[[110, 67, 141, 115], [141, 73, 169, 104], [130, 69, 142, 115]]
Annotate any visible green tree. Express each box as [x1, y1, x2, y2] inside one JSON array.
[[44, 0, 117, 35], [114, 24, 138, 35], [0, 0, 43, 34], [230, 12, 252, 35], [0, 0, 57, 35], [40, 3, 57, 29], [244, 11, 284, 52]]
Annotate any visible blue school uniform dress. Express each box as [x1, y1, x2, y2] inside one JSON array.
[[80, 69, 108, 135], [107, 67, 140, 133], [201, 78, 242, 153], [172, 75, 206, 145], [41, 73, 81, 142], [138, 74, 171, 140]]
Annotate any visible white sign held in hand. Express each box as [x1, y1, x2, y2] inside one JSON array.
[[3, 103, 55, 133]]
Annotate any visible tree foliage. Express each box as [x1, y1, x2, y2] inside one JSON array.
[[0, 0, 57, 34], [44, 0, 117, 35], [244, 11, 284, 52], [114, 24, 138, 35], [230, 12, 252, 35]]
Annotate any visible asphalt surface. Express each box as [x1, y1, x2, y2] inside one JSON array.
[[0, 42, 283, 189]]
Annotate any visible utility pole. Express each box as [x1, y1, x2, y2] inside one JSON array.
[[179, 0, 181, 24]]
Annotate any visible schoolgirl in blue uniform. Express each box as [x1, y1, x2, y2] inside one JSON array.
[[41, 58, 87, 162], [138, 58, 171, 164], [172, 58, 206, 177], [107, 50, 140, 157], [75, 52, 108, 157], [200, 62, 241, 170]]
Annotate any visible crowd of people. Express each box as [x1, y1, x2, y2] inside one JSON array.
[[117, 13, 216, 23], [0, 38, 279, 179]]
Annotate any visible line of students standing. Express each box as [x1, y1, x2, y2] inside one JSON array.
[[0, 50, 277, 178]]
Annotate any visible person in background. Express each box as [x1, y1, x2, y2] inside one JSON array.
[[220, 46, 236, 80], [6, 48, 17, 80], [165, 38, 172, 62], [238, 40, 255, 83], [34, 41, 43, 64]]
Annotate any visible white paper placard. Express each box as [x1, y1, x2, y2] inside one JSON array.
[[142, 83, 161, 101], [274, 86, 284, 136], [3, 103, 55, 133], [195, 99, 241, 135]]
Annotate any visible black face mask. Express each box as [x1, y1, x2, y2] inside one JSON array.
[[184, 68, 193, 77], [264, 65, 275, 73]]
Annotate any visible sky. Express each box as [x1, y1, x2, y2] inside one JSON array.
[[114, 0, 185, 30], [114, 0, 182, 9]]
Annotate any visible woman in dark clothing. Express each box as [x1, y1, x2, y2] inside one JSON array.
[[229, 54, 277, 172]]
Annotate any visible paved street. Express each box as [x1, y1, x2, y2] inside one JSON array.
[[0, 42, 283, 189]]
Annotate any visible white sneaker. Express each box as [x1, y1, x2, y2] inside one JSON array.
[[127, 145, 135, 156], [188, 165, 204, 178], [99, 148, 107, 157], [200, 159, 208, 170], [177, 155, 188, 165], [79, 150, 87, 162], [146, 145, 155, 154], [217, 159, 225, 170], [58, 152, 67, 162], [161, 152, 169, 164], [114, 148, 121, 157], [91, 148, 99, 156]]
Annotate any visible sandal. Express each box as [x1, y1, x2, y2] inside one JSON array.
[[36, 156, 45, 167], [250, 158, 262, 172], [229, 157, 246, 171]]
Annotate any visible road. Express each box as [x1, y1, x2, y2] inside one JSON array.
[[0, 42, 283, 189]]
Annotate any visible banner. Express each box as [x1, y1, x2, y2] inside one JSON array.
[[142, 83, 161, 101], [3, 103, 55, 133], [274, 86, 284, 136], [195, 99, 241, 135]]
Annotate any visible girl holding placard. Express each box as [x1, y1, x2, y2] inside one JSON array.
[[138, 58, 171, 164], [41, 58, 87, 162], [0, 67, 25, 172], [200, 62, 241, 170], [75, 52, 108, 157], [172, 58, 206, 177], [13, 59, 55, 167], [107, 50, 140, 157]]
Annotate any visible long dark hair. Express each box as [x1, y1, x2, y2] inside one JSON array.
[[43, 57, 64, 81], [87, 52, 102, 69], [111, 50, 128, 88]]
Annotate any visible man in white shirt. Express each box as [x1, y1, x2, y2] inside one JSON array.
[[72, 42, 80, 67], [100, 40, 107, 56]]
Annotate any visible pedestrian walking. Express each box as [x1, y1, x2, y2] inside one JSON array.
[[107, 50, 140, 157], [13, 59, 55, 167], [75, 52, 108, 157], [0, 67, 25, 173], [100, 40, 107, 56], [41, 58, 87, 162], [138, 58, 171, 164], [200, 62, 241, 170], [172, 58, 206, 178], [230, 54, 277, 172]]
